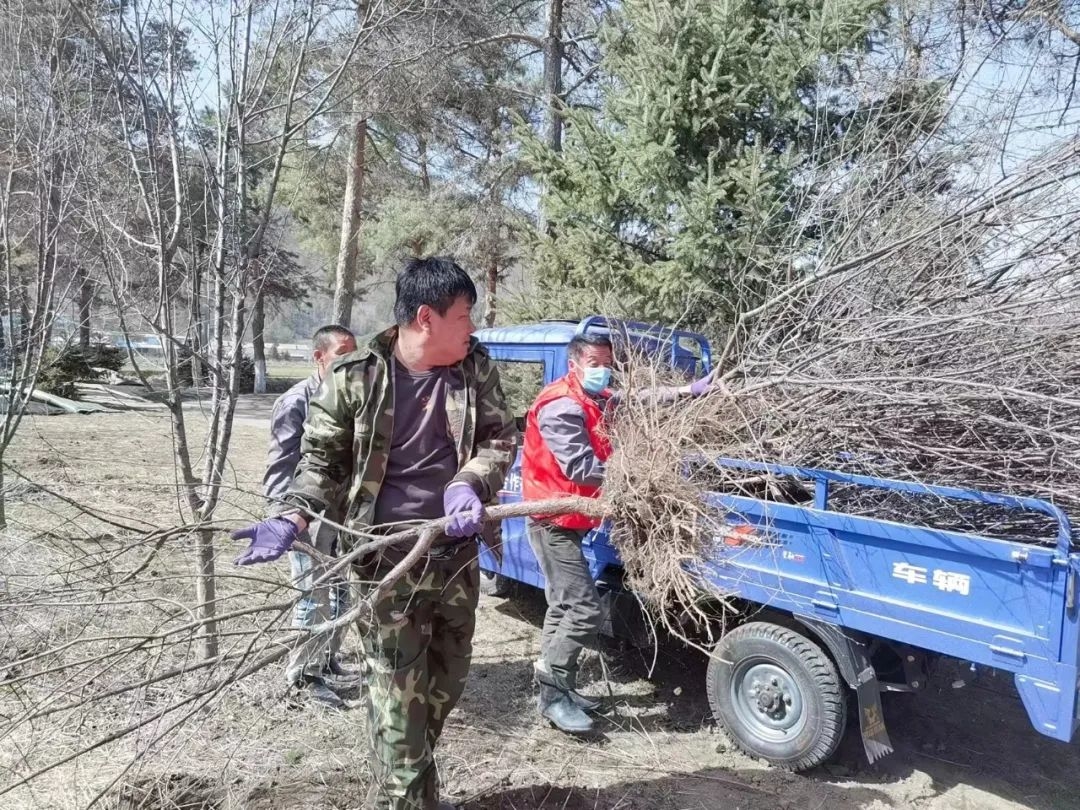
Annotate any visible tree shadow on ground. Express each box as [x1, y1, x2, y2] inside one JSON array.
[[480, 586, 1080, 810], [461, 766, 893, 810], [816, 658, 1080, 810], [483, 582, 714, 736], [473, 582, 712, 739]]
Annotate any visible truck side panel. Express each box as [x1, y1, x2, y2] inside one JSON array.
[[697, 492, 1080, 742]]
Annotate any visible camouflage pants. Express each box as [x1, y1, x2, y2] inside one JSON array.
[[358, 541, 479, 810]]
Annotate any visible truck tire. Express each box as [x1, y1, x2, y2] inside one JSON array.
[[479, 568, 513, 598], [706, 621, 847, 771]]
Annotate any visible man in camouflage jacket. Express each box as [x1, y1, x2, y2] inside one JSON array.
[[231, 257, 517, 810]]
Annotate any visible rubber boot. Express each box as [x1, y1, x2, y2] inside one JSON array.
[[537, 673, 594, 734], [295, 674, 345, 710], [566, 685, 602, 714], [561, 673, 604, 717], [322, 656, 363, 690], [534, 660, 603, 714], [324, 655, 361, 678]]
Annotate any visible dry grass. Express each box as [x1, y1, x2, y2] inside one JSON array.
[[4, 399, 1080, 810], [0, 411, 304, 809]]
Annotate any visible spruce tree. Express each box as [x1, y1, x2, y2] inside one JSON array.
[[524, 0, 884, 331]]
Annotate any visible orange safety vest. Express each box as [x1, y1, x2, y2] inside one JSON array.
[[522, 374, 612, 529]]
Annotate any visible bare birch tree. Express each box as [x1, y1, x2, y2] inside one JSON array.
[[5, 3, 1080, 808], [0, 2, 90, 526], [72, 0, 371, 658]]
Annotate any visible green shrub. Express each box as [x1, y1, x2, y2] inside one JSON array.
[[84, 344, 125, 372], [37, 347, 101, 400]]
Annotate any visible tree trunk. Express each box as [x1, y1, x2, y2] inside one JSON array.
[[538, 0, 564, 235], [34, 153, 63, 352], [194, 528, 218, 659], [252, 288, 267, 394], [77, 265, 92, 349], [484, 255, 498, 327], [332, 115, 367, 328], [0, 276, 8, 367], [190, 243, 205, 386], [0, 453, 7, 529], [418, 133, 430, 195], [17, 298, 30, 358], [201, 240, 227, 485], [542, 0, 564, 154]]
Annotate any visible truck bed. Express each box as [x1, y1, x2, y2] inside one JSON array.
[[688, 458, 1080, 744]]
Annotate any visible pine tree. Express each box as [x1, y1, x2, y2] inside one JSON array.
[[523, 0, 884, 331]]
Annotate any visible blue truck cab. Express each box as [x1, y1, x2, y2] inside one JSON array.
[[475, 316, 709, 592], [474, 316, 1080, 772]]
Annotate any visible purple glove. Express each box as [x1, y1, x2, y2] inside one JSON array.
[[690, 374, 713, 397], [231, 516, 299, 565], [443, 482, 484, 538]]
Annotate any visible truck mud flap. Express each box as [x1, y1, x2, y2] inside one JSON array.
[[854, 665, 893, 763], [795, 615, 894, 764]]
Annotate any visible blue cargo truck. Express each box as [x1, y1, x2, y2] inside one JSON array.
[[473, 316, 1080, 772]]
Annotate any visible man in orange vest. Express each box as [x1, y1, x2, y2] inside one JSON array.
[[521, 332, 711, 733]]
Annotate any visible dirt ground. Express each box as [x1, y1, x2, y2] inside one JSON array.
[[1, 403, 1078, 810]]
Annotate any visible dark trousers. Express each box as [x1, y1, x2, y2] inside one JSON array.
[[526, 518, 606, 685]]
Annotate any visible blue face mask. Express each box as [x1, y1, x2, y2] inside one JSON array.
[[580, 366, 611, 394]]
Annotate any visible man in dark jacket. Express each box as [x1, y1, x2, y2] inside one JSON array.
[[263, 324, 356, 708]]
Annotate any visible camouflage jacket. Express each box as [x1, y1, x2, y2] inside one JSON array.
[[283, 326, 518, 533]]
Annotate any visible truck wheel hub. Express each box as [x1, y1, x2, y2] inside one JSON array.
[[733, 661, 805, 738]]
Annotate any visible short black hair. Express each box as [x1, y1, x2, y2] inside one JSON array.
[[567, 333, 614, 361], [312, 324, 354, 351], [394, 256, 477, 326]]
